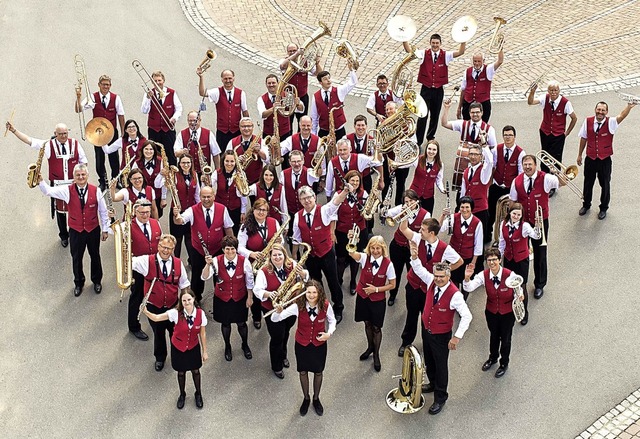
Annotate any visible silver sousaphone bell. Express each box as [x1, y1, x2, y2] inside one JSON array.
[[387, 15, 417, 42], [451, 15, 478, 43]]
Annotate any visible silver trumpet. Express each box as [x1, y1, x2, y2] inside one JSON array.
[[505, 274, 525, 323], [617, 91, 640, 105]]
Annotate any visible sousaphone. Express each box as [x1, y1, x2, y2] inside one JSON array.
[[387, 15, 417, 42], [451, 15, 478, 43]]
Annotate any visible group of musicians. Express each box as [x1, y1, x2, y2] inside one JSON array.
[[6, 18, 636, 417]]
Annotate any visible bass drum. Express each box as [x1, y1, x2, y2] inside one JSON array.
[[452, 142, 470, 191]]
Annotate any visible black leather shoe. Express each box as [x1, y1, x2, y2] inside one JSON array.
[[155, 361, 164, 372], [428, 401, 445, 415], [61, 238, 69, 248], [194, 392, 203, 408], [579, 207, 589, 216], [94, 283, 102, 294], [373, 356, 381, 372], [549, 188, 556, 198], [283, 358, 290, 368], [177, 393, 185, 409], [422, 383, 435, 393], [274, 370, 285, 379], [300, 397, 311, 416], [349, 288, 356, 296], [388, 297, 395, 306], [482, 359, 497, 371], [398, 345, 406, 357], [224, 345, 232, 361], [132, 330, 149, 341], [520, 313, 529, 326], [534, 288, 544, 299], [253, 320, 261, 330], [313, 398, 324, 416], [359, 348, 373, 361], [73, 286, 83, 297], [242, 344, 252, 360], [335, 313, 343, 325], [598, 210, 607, 220], [495, 365, 508, 378]]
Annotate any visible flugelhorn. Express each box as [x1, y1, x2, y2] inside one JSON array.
[[617, 91, 640, 105], [535, 150, 583, 199], [336, 40, 359, 70], [74, 54, 93, 141], [388, 200, 419, 226], [132, 59, 175, 131], [451, 16, 478, 43], [346, 224, 360, 253], [488, 17, 507, 54], [198, 49, 216, 73]]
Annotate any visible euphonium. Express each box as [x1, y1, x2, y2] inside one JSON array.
[[390, 48, 417, 97], [231, 147, 250, 197], [158, 142, 181, 211], [345, 224, 360, 253], [361, 168, 382, 220], [198, 49, 217, 73], [506, 273, 525, 323], [386, 139, 419, 169], [27, 144, 46, 188], [252, 209, 290, 274], [535, 150, 583, 199], [376, 90, 425, 152], [113, 201, 133, 298], [386, 345, 425, 414], [336, 39, 360, 70], [264, 106, 283, 166], [272, 243, 311, 308], [488, 17, 507, 54]]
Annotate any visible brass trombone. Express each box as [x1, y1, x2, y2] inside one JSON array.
[[74, 54, 93, 141], [535, 150, 583, 199], [132, 59, 175, 131]]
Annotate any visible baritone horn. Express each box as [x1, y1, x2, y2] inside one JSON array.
[[198, 49, 217, 73], [386, 345, 425, 414], [488, 16, 506, 54], [336, 40, 359, 70], [451, 15, 478, 43], [535, 150, 583, 199]]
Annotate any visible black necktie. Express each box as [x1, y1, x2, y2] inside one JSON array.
[[343, 160, 349, 173], [265, 188, 273, 200], [60, 142, 67, 154], [380, 93, 387, 101], [191, 130, 198, 145], [492, 276, 500, 288], [305, 213, 312, 228], [184, 174, 191, 184], [276, 268, 287, 281], [227, 91, 232, 103], [157, 91, 163, 105], [271, 95, 275, 104], [301, 138, 309, 153], [78, 187, 85, 209], [470, 123, 477, 140], [508, 225, 516, 237], [294, 173, 300, 189], [102, 95, 107, 109], [243, 140, 250, 150], [186, 314, 194, 326], [137, 191, 146, 199], [527, 178, 533, 194], [504, 148, 509, 162], [226, 261, 236, 270], [206, 209, 212, 228], [427, 243, 433, 261], [468, 167, 475, 181], [474, 69, 480, 80], [433, 53, 438, 63], [145, 160, 154, 170], [461, 220, 469, 231], [258, 224, 267, 240], [550, 101, 555, 111], [308, 307, 317, 317], [355, 138, 362, 153], [131, 139, 138, 150], [433, 286, 441, 304], [596, 122, 603, 133], [324, 91, 329, 106], [143, 223, 150, 240], [372, 260, 379, 269], [347, 193, 357, 204], [162, 260, 168, 278]]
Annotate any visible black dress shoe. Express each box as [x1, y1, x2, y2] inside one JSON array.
[[428, 401, 445, 415], [73, 286, 83, 297], [132, 330, 149, 340], [549, 188, 556, 198], [335, 313, 343, 325], [359, 348, 373, 361], [61, 238, 69, 248], [373, 357, 381, 372], [224, 345, 232, 361], [579, 206, 589, 216], [534, 288, 544, 299], [495, 365, 508, 378], [398, 345, 406, 357], [349, 288, 356, 296], [482, 359, 497, 371], [598, 210, 607, 220], [274, 370, 285, 379], [520, 314, 529, 326], [300, 397, 311, 416], [422, 383, 435, 393], [283, 358, 290, 368], [253, 320, 261, 330], [94, 283, 102, 294], [242, 344, 252, 360], [194, 391, 203, 408], [387, 297, 395, 306], [312, 398, 324, 416], [177, 393, 186, 409], [155, 361, 164, 372]]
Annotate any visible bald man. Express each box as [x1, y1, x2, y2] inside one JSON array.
[[457, 49, 504, 122]]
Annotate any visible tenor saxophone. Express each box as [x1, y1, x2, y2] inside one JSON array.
[[238, 131, 260, 171], [252, 209, 290, 274], [272, 243, 311, 308], [232, 147, 250, 196], [27, 143, 46, 188], [264, 107, 283, 166], [309, 107, 340, 178], [361, 168, 382, 220], [197, 143, 213, 185]]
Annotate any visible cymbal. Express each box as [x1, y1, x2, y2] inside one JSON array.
[[387, 15, 417, 42], [451, 15, 478, 43], [85, 117, 114, 146]]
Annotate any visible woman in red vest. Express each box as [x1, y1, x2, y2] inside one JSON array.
[[271, 280, 336, 417], [244, 164, 288, 224], [409, 139, 444, 214], [212, 150, 243, 235], [143, 290, 208, 409], [102, 119, 147, 172], [134, 141, 164, 218], [111, 168, 159, 219], [348, 236, 396, 372]]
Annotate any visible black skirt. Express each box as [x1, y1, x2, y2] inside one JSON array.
[[171, 343, 202, 372], [295, 341, 327, 373], [213, 295, 248, 324], [354, 294, 387, 328]]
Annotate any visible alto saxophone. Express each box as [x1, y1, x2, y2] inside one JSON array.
[[113, 201, 133, 300], [232, 147, 250, 196], [238, 131, 261, 171], [361, 168, 382, 220], [309, 107, 340, 179], [197, 144, 213, 186], [27, 143, 46, 188], [252, 209, 290, 275], [121, 144, 132, 188], [264, 106, 283, 166], [159, 141, 181, 211], [272, 243, 311, 308]]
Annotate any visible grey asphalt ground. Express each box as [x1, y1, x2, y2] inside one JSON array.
[[1, 1, 639, 438]]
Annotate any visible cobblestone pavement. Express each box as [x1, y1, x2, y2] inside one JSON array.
[[577, 390, 640, 439], [181, 0, 640, 100]]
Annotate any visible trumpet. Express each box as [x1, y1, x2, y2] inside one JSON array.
[[74, 54, 93, 141], [524, 70, 549, 97], [336, 39, 359, 70], [198, 49, 216, 73], [488, 17, 507, 54], [132, 59, 175, 131], [388, 200, 419, 226], [505, 274, 525, 323], [617, 91, 640, 105], [535, 150, 583, 199], [534, 200, 547, 247], [346, 224, 360, 253]]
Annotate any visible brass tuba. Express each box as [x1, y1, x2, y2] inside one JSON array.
[[27, 143, 46, 188], [336, 40, 360, 70], [272, 243, 311, 308], [386, 345, 425, 414], [113, 201, 133, 300], [373, 90, 426, 153]]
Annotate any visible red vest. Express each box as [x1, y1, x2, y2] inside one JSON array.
[[67, 184, 100, 233], [216, 87, 243, 133], [290, 134, 320, 168], [463, 165, 490, 212], [586, 116, 614, 160], [449, 214, 480, 259], [189, 202, 226, 256], [407, 239, 448, 290], [215, 168, 242, 210], [314, 87, 347, 131], [260, 265, 292, 311], [175, 173, 198, 211], [215, 255, 248, 302], [289, 71, 309, 97], [374, 90, 395, 115], [244, 217, 278, 251], [417, 49, 449, 88], [330, 154, 359, 191], [297, 205, 333, 257], [283, 167, 310, 214], [493, 144, 522, 187], [127, 186, 153, 203], [345, 133, 371, 155], [261, 93, 291, 136], [147, 88, 175, 132], [336, 189, 366, 233], [145, 255, 181, 308], [422, 282, 457, 334], [541, 95, 569, 136], [255, 184, 284, 221], [180, 128, 212, 173], [295, 301, 329, 347], [483, 268, 513, 315], [171, 308, 204, 352], [47, 139, 80, 181], [356, 257, 391, 301], [393, 208, 429, 247], [131, 219, 162, 257], [92, 92, 118, 127], [463, 66, 491, 103], [410, 161, 440, 199], [231, 135, 263, 184], [121, 136, 146, 168], [137, 157, 163, 200], [514, 172, 549, 224], [502, 221, 530, 263], [460, 120, 490, 143]]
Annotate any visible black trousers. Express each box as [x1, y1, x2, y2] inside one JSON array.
[[582, 156, 612, 212], [216, 130, 240, 154], [318, 126, 346, 142], [95, 129, 120, 188], [419, 197, 435, 215], [421, 328, 451, 404], [388, 240, 410, 301], [475, 208, 492, 244], [451, 255, 483, 301], [289, 93, 309, 132], [416, 85, 444, 144], [531, 218, 549, 289], [169, 213, 193, 260], [147, 302, 175, 362], [264, 314, 296, 371], [485, 310, 515, 367], [504, 257, 530, 314], [128, 271, 145, 332], [69, 227, 102, 287], [56, 210, 69, 240], [461, 100, 492, 122], [539, 130, 566, 174], [307, 246, 343, 313], [400, 283, 426, 347], [148, 128, 177, 166], [228, 207, 241, 237], [190, 249, 222, 304], [488, 183, 510, 235]]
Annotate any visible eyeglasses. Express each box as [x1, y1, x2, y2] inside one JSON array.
[[137, 211, 151, 215], [300, 195, 314, 201], [486, 258, 499, 263], [158, 244, 175, 251], [126, 126, 137, 130], [468, 153, 481, 157]]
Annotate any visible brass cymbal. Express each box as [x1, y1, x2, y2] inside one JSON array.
[[85, 117, 114, 146]]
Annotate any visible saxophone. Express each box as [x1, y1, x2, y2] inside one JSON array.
[[113, 201, 133, 300], [159, 142, 181, 211], [325, 106, 339, 159], [272, 243, 311, 308], [195, 132, 213, 185], [238, 132, 260, 172], [252, 209, 290, 274], [264, 107, 283, 166], [121, 144, 132, 188], [231, 147, 250, 196], [309, 107, 340, 179], [27, 143, 46, 188], [361, 168, 382, 220]]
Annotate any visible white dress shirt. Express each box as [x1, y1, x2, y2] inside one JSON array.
[[140, 87, 183, 122], [180, 204, 234, 229], [450, 120, 498, 147], [325, 154, 380, 197], [271, 301, 337, 335], [173, 127, 221, 157], [509, 171, 560, 200], [205, 87, 248, 112], [409, 233, 461, 266], [167, 308, 208, 327], [82, 93, 125, 115], [132, 253, 190, 288], [310, 70, 358, 134], [201, 254, 255, 289], [460, 145, 494, 196], [237, 219, 281, 258], [291, 195, 341, 245], [498, 220, 540, 255]]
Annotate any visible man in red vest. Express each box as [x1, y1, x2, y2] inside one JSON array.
[[280, 115, 322, 178], [75, 75, 126, 190], [309, 65, 358, 140], [441, 101, 498, 147], [38, 164, 110, 297], [577, 101, 635, 220], [174, 110, 221, 184], [527, 80, 577, 195], [459, 144, 494, 244], [224, 117, 270, 185], [409, 244, 472, 415], [456, 50, 503, 122], [403, 34, 465, 144], [325, 139, 383, 197], [366, 74, 403, 126], [198, 68, 250, 152], [257, 74, 304, 143]]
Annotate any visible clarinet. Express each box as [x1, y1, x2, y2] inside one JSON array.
[[198, 231, 221, 284], [446, 180, 453, 235], [103, 171, 116, 225]]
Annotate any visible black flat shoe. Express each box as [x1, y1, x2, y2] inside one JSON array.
[[242, 344, 252, 360], [398, 345, 406, 357], [495, 365, 508, 378], [274, 370, 285, 379], [579, 207, 589, 216], [283, 358, 290, 368], [94, 283, 102, 294], [349, 288, 356, 296], [422, 383, 434, 393], [534, 288, 544, 299], [520, 314, 529, 326], [598, 210, 607, 220], [177, 393, 186, 409], [73, 286, 83, 297], [224, 345, 232, 361], [373, 357, 381, 372], [155, 361, 164, 372], [428, 401, 445, 415], [253, 320, 261, 330], [313, 398, 324, 416], [194, 392, 203, 408], [61, 238, 69, 248], [299, 397, 311, 416], [132, 330, 149, 341], [335, 313, 343, 324], [359, 348, 373, 361], [387, 297, 395, 306], [482, 359, 497, 371]]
